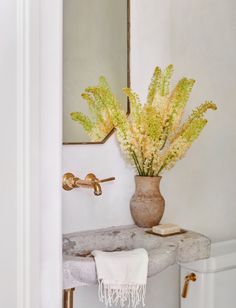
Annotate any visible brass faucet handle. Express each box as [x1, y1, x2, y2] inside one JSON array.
[[181, 272, 197, 298], [85, 173, 115, 183], [85, 173, 98, 182], [63, 173, 76, 191], [99, 177, 115, 183]]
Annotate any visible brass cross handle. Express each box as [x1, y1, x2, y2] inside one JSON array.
[[62, 172, 115, 196], [84, 173, 115, 183], [182, 272, 197, 298]]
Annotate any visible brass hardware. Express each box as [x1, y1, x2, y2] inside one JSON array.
[[62, 172, 115, 196], [64, 288, 75, 308], [100, 177, 116, 183], [62, 173, 76, 191], [182, 272, 197, 298]]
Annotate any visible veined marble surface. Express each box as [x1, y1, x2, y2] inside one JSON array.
[[63, 225, 210, 289]]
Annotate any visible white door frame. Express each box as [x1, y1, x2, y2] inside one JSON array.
[[17, 0, 62, 307]]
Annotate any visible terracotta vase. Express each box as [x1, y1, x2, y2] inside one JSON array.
[[130, 176, 165, 228]]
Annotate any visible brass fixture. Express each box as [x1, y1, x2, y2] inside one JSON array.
[[64, 288, 75, 308], [182, 272, 197, 298], [62, 172, 115, 196]]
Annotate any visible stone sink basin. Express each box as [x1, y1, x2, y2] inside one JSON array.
[[63, 225, 210, 289]]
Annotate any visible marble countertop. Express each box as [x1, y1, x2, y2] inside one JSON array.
[[63, 225, 210, 289]]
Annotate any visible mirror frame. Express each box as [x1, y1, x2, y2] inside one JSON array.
[[63, 0, 131, 145]]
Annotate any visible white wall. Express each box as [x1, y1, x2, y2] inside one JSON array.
[[63, 136, 135, 232], [62, 0, 236, 307], [165, 0, 236, 242], [0, 1, 17, 307]]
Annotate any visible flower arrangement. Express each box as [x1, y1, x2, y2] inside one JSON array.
[[71, 65, 217, 176], [71, 77, 114, 141]]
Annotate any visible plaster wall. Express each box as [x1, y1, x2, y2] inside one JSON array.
[[62, 0, 236, 307]]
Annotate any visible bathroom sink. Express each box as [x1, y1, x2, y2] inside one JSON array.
[[63, 225, 210, 289]]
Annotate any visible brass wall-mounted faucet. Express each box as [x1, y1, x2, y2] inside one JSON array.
[[62, 172, 115, 196]]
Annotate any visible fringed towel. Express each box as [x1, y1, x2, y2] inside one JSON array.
[[92, 248, 148, 308]]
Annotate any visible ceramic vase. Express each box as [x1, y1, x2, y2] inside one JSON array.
[[130, 176, 165, 228]]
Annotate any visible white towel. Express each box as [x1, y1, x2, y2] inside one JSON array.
[[92, 248, 148, 308]]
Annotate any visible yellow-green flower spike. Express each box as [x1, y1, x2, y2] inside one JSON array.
[[71, 66, 217, 175]]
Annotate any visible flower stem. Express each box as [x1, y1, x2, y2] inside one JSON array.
[[132, 151, 144, 176]]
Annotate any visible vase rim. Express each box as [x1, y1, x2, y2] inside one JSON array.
[[134, 175, 162, 179]]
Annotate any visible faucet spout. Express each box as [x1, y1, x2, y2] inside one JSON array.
[[93, 182, 102, 196]]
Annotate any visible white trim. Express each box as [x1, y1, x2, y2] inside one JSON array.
[[40, 0, 63, 307], [17, 0, 41, 308], [17, 0, 62, 307]]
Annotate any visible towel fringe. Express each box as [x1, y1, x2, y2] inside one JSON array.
[[98, 280, 146, 308]]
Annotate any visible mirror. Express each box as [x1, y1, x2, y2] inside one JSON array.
[[63, 0, 130, 144]]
